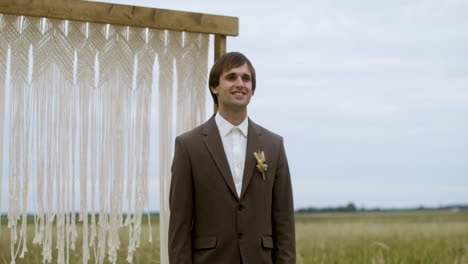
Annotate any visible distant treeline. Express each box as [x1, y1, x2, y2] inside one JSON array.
[[295, 203, 468, 214], [0, 212, 161, 218], [2, 205, 468, 217]]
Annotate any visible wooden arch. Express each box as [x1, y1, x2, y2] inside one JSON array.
[[0, 1, 238, 263], [0, 0, 238, 61]]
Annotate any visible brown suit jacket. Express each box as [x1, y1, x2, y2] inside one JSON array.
[[169, 115, 295, 264]]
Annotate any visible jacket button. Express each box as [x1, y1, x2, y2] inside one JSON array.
[[238, 204, 244, 211], [238, 233, 243, 239]]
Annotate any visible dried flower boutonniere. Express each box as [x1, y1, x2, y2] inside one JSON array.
[[253, 151, 268, 181]]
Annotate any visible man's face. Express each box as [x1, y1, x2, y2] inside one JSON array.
[[210, 63, 253, 112]]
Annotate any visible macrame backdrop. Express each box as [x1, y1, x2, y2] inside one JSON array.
[[0, 13, 209, 264]]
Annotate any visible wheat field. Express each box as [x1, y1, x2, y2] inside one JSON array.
[[1, 211, 467, 264]]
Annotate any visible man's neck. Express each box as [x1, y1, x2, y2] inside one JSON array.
[[217, 108, 247, 126]]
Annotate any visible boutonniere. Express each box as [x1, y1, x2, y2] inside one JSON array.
[[253, 151, 268, 181]]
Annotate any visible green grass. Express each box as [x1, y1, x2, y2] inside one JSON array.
[[295, 211, 468, 264], [0, 216, 160, 264], [1, 211, 467, 263]]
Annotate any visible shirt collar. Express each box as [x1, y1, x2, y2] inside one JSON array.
[[215, 113, 248, 138]]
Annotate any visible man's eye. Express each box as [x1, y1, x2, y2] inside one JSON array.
[[242, 75, 251, 81], [226, 75, 237, 80]]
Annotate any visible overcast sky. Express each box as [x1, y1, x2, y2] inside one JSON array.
[[107, 0, 467, 209], [1, 0, 467, 211]]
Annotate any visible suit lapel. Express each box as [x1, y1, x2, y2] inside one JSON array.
[[240, 119, 262, 198], [202, 116, 239, 200]]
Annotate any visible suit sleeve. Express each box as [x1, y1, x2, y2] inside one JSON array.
[[169, 136, 193, 264], [272, 137, 296, 263]]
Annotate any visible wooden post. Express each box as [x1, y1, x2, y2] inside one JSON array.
[[214, 35, 227, 61], [213, 35, 227, 112]]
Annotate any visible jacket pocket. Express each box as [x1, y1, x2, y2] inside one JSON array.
[[193, 236, 217, 250], [261, 236, 274, 249]]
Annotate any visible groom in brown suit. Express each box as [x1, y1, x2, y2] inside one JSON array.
[[169, 52, 295, 264]]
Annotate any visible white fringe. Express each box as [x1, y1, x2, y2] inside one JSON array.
[[0, 14, 209, 264]]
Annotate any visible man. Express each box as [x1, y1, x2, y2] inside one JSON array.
[[169, 52, 295, 264]]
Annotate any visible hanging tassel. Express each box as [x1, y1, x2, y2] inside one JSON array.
[[1, 14, 209, 264]]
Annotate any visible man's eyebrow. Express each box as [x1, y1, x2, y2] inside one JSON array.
[[223, 72, 251, 77]]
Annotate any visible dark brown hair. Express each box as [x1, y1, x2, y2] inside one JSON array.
[[208, 52, 256, 105]]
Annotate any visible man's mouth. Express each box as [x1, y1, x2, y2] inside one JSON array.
[[232, 91, 246, 95]]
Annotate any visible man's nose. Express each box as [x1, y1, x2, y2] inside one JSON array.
[[234, 76, 245, 87]]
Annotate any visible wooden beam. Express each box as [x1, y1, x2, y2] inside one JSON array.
[[0, 0, 239, 36]]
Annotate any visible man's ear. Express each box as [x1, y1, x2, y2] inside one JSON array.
[[210, 86, 218, 95]]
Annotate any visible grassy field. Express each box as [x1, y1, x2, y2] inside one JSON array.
[[1, 211, 467, 263], [295, 211, 468, 264]]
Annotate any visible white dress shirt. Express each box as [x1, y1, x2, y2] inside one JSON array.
[[215, 114, 248, 197]]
